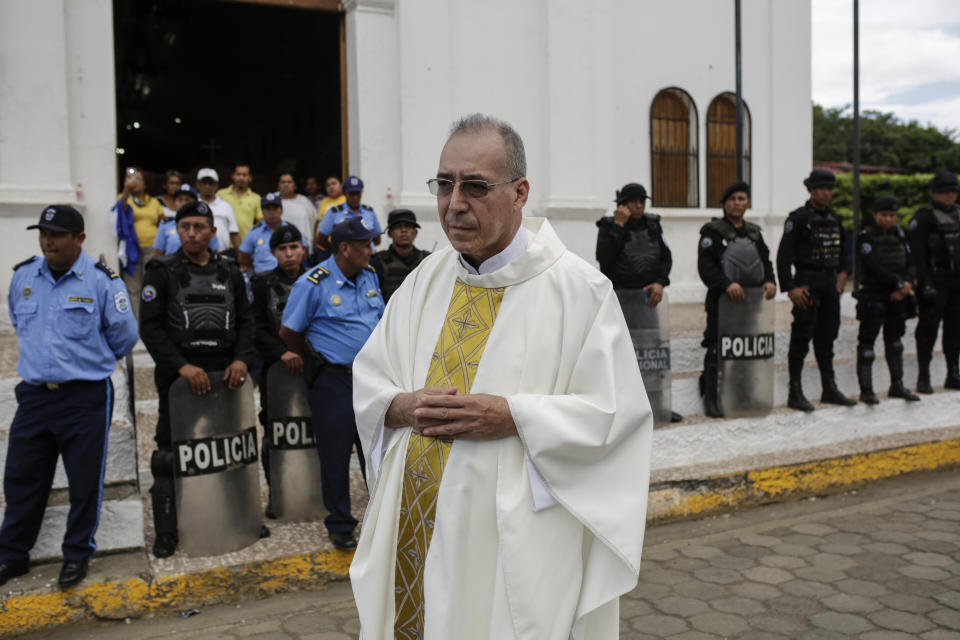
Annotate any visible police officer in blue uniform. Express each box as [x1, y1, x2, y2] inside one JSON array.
[[697, 182, 777, 417], [239, 192, 298, 274], [0, 205, 138, 588], [856, 195, 920, 404], [909, 171, 960, 393], [251, 225, 307, 517], [139, 200, 256, 558], [280, 217, 384, 550], [777, 169, 855, 411], [315, 175, 383, 256]]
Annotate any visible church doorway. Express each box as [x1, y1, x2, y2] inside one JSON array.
[[113, 0, 343, 195]]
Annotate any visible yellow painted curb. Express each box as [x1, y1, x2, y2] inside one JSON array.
[[0, 549, 352, 637], [647, 437, 960, 523]]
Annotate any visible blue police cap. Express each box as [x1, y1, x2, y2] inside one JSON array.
[[28, 205, 84, 233], [331, 217, 377, 245], [343, 175, 364, 193], [175, 184, 199, 200], [261, 192, 283, 208]]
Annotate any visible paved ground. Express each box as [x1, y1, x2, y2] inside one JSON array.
[[21, 467, 960, 639]]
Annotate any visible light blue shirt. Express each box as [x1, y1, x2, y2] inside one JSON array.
[[8, 251, 139, 384], [152, 218, 219, 254], [240, 220, 293, 274], [317, 203, 382, 249], [281, 256, 384, 366]]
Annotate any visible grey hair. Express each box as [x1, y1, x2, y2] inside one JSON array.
[[448, 113, 527, 179]]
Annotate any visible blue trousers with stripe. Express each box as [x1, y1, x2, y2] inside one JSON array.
[[0, 379, 113, 564]]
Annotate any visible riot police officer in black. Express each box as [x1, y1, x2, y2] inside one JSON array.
[[369, 209, 430, 303], [909, 171, 960, 393], [251, 225, 307, 517], [140, 201, 256, 558], [777, 169, 855, 411], [855, 196, 920, 404], [698, 182, 777, 417], [596, 183, 672, 305]]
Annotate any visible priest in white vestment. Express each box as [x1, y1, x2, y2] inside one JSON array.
[[351, 114, 653, 640]]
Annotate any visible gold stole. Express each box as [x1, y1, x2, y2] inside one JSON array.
[[393, 279, 506, 638]]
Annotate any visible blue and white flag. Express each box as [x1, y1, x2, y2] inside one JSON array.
[[110, 198, 140, 275]]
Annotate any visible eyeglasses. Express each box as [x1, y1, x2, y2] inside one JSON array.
[[426, 177, 520, 199]]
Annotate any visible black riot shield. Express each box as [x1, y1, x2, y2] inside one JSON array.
[[717, 287, 775, 418], [266, 361, 326, 521], [616, 288, 672, 426], [170, 374, 262, 556]]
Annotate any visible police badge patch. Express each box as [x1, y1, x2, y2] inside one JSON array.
[[142, 285, 157, 302], [861, 243, 872, 255], [330, 294, 342, 306], [44, 208, 56, 221], [115, 291, 130, 313], [700, 237, 713, 248], [909, 219, 918, 230], [784, 220, 794, 232], [22, 287, 32, 299]]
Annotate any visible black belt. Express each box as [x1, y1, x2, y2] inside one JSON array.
[[34, 379, 102, 390], [320, 362, 352, 375]]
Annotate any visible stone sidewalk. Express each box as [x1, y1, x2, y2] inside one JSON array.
[[23, 467, 960, 639]]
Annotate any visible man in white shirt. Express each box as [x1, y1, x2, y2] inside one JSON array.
[[350, 114, 652, 640], [196, 168, 240, 252], [278, 173, 315, 252]]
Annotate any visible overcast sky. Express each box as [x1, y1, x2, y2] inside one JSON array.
[[812, 0, 960, 136]]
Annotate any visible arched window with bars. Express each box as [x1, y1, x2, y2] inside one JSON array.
[[706, 92, 751, 207], [650, 88, 698, 208]]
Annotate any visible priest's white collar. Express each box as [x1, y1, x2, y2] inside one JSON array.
[[458, 226, 529, 275]]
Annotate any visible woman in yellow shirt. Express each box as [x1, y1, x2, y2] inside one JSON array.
[[116, 167, 163, 316]]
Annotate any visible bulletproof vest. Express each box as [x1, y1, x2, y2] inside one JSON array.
[[706, 219, 765, 286], [610, 215, 662, 287], [166, 258, 237, 352], [261, 271, 293, 334], [798, 211, 842, 270], [378, 249, 427, 301], [861, 227, 908, 288], [930, 206, 960, 272]]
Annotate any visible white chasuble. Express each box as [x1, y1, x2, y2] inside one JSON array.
[[351, 217, 653, 640]]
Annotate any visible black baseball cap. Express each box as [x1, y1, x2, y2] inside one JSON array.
[[28, 205, 84, 233], [175, 200, 214, 224], [615, 183, 649, 205], [331, 217, 378, 245], [873, 195, 900, 212], [270, 224, 303, 250], [387, 209, 420, 230]]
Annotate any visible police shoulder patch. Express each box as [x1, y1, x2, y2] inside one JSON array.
[[700, 236, 713, 249], [784, 220, 794, 233], [95, 262, 120, 279], [909, 219, 918, 230], [861, 242, 872, 255], [13, 256, 38, 272], [306, 266, 329, 284], [142, 285, 157, 302], [114, 290, 130, 313]]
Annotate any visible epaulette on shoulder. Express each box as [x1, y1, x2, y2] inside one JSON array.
[[306, 266, 329, 284], [329, 203, 345, 213], [13, 256, 38, 272], [360, 204, 374, 212], [365, 264, 377, 274], [146, 253, 178, 269], [95, 262, 120, 279]]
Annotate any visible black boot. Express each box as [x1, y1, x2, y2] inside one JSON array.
[[857, 348, 878, 405], [945, 363, 960, 390], [701, 348, 723, 418], [917, 358, 934, 394], [821, 371, 856, 406], [889, 380, 920, 402], [788, 380, 815, 412]]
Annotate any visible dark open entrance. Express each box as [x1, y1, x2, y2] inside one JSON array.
[[113, 0, 343, 195]]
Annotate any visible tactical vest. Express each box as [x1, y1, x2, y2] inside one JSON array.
[[164, 257, 237, 352], [377, 249, 427, 301], [706, 219, 765, 286], [861, 227, 908, 289], [798, 211, 842, 270], [930, 206, 960, 272], [259, 271, 294, 334], [610, 215, 662, 288]]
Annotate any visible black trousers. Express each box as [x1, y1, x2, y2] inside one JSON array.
[[0, 379, 113, 563], [306, 368, 366, 534], [916, 277, 960, 372], [788, 275, 841, 380], [857, 296, 907, 353]]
